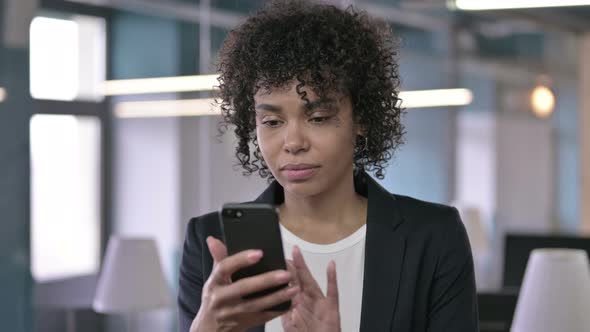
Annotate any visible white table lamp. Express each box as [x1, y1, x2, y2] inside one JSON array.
[[511, 248, 590, 332], [93, 236, 171, 330]]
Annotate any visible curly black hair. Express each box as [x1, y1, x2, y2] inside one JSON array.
[[216, 0, 405, 180]]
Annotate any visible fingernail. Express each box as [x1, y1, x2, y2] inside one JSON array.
[[247, 250, 263, 262], [276, 270, 290, 282], [287, 286, 299, 294]]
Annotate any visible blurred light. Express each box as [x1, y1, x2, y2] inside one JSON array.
[[29, 15, 106, 102], [30, 17, 79, 101], [104, 75, 473, 110], [75, 15, 107, 102], [30, 114, 101, 281], [113, 88, 473, 118], [399, 89, 473, 108], [114, 98, 220, 118], [103, 75, 219, 95], [0, 88, 6, 102], [453, 0, 590, 10], [531, 85, 555, 118]]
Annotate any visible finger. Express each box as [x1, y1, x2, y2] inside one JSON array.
[[211, 248, 263, 284], [229, 284, 299, 315], [212, 269, 291, 307], [286, 260, 300, 288], [326, 260, 339, 306], [206, 236, 228, 263], [291, 246, 323, 296], [223, 269, 292, 300]]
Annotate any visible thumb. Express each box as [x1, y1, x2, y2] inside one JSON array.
[[206, 236, 228, 263]]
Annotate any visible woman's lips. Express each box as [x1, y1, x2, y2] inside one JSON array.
[[281, 166, 319, 181]]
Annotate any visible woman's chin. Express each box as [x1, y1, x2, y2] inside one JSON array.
[[279, 177, 325, 198]]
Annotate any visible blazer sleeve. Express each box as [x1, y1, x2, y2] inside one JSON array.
[[178, 218, 205, 332], [427, 208, 480, 332]]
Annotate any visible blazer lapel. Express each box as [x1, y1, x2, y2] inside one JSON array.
[[359, 175, 406, 332], [254, 179, 283, 204]]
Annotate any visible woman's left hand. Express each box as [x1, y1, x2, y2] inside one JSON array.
[[281, 246, 341, 332]]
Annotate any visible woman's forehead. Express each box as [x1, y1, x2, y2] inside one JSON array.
[[254, 80, 347, 102]]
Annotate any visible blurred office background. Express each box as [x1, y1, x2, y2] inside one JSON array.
[[1, 0, 589, 331]]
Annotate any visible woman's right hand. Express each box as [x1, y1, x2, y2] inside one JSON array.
[[190, 236, 299, 332]]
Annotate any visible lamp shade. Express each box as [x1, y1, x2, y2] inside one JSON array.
[[93, 236, 171, 313], [511, 249, 590, 332]]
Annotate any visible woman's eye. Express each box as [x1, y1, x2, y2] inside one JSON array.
[[262, 120, 282, 127], [309, 116, 330, 124]]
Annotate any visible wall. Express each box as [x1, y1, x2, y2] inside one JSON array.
[[0, 1, 35, 329], [109, 11, 182, 332], [0, 45, 34, 332]]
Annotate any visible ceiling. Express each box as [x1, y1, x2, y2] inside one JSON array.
[[397, 0, 590, 32], [470, 6, 590, 33]]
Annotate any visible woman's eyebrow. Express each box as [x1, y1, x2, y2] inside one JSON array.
[[254, 103, 282, 113], [254, 98, 338, 114], [304, 98, 338, 111]]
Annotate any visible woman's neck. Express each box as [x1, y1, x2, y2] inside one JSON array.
[[278, 173, 368, 244]]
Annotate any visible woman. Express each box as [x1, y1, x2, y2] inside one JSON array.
[[178, 1, 479, 331]]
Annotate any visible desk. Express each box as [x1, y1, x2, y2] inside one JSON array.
[[478, 290, 518, 332], [34, 274, 103, 332]]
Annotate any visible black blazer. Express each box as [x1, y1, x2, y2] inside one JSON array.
[[178, 172, 479, 332]]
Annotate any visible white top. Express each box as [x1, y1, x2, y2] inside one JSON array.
[[265, 223, 367, 332]]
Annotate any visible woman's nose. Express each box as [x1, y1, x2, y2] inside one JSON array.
[[283, 122, 309, 154]]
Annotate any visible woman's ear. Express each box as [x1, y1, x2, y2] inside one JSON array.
[[353, 113, 365, 136]]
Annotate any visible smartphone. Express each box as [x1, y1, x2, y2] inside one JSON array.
[[219, 203, 291, 311]]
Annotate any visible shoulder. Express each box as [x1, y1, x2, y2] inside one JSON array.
[[186, 199, 261, 239], [393, 194, 461, 230], [390, 194, 468, 253], [389, 197, 478, 329], [186, 211, 223, 243], [186, 197, 266, 242]]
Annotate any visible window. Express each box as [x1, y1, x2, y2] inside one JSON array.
[[30, 15, 106, 101], [30, 114, 102, 282]]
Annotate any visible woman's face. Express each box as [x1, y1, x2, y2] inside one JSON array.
[[254, 81, 360, 197]]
